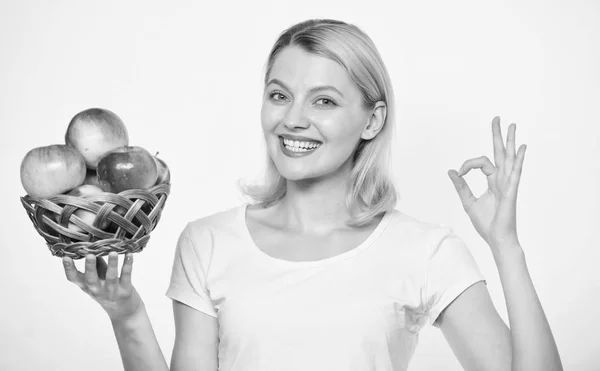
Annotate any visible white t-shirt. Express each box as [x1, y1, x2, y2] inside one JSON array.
[[166, 204, 485, 371]]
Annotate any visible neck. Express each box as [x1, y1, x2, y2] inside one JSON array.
[[276, 164, 353, 234]]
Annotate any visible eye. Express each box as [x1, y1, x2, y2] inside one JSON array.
[[315, 98, 337, 107], [269, 90, 288, 102]]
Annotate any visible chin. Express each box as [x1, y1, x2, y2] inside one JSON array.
[[276, 167, 318, 182], [275, 161, 343, 183]]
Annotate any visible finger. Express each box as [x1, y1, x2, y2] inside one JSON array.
[[105, 252, 119, 293], [63, 257, 85, 290], [84, 254, 100, 290], [492, 116, 505, 170], [458, 155, 497, 192], [505, 123, 516, 175], [96, 255, 108, 280], [457, 156, 496, 177], [120, 253, 134, 287], [508, 144, 527, 193], [448, 169, 477, 212]]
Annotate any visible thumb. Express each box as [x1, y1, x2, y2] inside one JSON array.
[[447, 169, 462, 188], [447, 169, 476, 212]]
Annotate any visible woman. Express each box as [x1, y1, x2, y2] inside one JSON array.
[[62, 19, 563, 371]]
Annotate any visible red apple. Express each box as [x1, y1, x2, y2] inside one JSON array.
[[153, 155, 171, 185], [20, 144, 86, 198], [65, 108, 129, 169], [56, 184, 110, 232], [96, 146, 158, 193]]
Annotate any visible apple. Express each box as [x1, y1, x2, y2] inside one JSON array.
[[20, 144, 86, 198], [153, 155, 171, 185], [65, 108, 129, 169], [56, 184, 110, 232], [96, 146, 158, 193]]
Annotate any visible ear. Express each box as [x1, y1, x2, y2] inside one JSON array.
[[361, 101, 387, 140]]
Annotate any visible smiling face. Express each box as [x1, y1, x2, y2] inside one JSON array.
[[261, 45, 379, 182]]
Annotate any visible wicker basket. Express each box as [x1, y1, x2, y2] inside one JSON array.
[[21, 182, 170, 259]]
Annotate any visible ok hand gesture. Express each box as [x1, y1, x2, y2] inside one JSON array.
[[448, 116, 527, 257]]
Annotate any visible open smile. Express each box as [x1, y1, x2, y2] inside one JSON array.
[[279, 136, 321, 157]]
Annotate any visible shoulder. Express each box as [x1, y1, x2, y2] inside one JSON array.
[[185, 204, 245, 234], [386, 208, 454, 244], [181, 204, 246, 241], [173, 204, 246, 257]]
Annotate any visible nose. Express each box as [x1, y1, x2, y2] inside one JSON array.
[[282, 102, 310, 130]]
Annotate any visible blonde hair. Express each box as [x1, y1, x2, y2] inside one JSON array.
[[237, 19, 398, 227]]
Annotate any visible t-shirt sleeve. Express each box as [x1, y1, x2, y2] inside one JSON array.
[[165, 223, 218, 318], [425, 227, 486, 326]]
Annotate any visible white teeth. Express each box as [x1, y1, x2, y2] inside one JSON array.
[[283, 138, 321, 148], [282, 137, 321, 152]]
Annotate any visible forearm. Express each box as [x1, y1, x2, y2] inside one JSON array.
[[111, 304, 169, 371], [494, 245, 563, 371]]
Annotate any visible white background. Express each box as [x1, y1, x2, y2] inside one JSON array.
[[1, 0, 599, 370]]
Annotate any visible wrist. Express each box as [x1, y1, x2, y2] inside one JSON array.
[[491, 242, 526, 272], [110, 302, 147, 329]]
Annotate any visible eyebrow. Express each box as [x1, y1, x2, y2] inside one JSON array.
[[266, 78, 345, 98]]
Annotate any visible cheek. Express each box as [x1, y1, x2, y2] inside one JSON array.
[[311, 111, 364, 144], [260, 105, 281, 152], [260, 103, 281, 132]]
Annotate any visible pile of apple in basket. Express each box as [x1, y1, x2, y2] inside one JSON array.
[[20, 108, 171, 259]]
